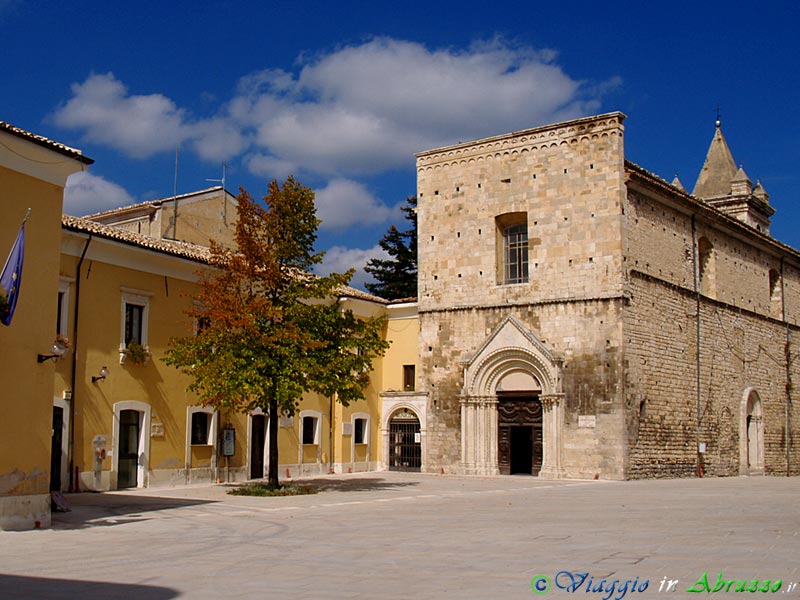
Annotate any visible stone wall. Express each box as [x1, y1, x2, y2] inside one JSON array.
[[416, 113, 627, 313], [414, 111, 800, 480], [416, 113, 630, 478], [420, 301, 627, 478], [625, 271, 800, 477], [624, 184, 800, 477]]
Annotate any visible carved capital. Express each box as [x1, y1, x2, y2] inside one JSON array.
[[540, 394, 565, 411], [460, 395, 498, 407]]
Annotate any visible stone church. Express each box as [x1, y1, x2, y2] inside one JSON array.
[[414, 112, 799, 479]]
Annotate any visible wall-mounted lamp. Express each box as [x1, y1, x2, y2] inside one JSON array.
[[37, 338, 69, 363], [92, 366, 110, 383]]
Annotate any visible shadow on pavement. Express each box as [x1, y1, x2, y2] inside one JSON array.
[[300, 476, 420, 493], [52, 493, 216, 530], [0, 574, 178, 599], [232, 476, 421, 493]]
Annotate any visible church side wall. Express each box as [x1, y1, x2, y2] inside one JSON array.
[[624, 187, 800, 477], [625, 273, 799, 477]]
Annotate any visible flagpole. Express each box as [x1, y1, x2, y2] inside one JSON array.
[[21, 208, 31, 225]]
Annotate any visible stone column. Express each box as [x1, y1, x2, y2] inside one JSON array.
[[381, 425, 389, 471], [539, 393, 566, 479], [460, 395, 473, 474], [484, 397, 499, 476], [460, 395, 500, 475]]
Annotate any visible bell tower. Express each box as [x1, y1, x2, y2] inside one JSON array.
[[692, 119, 774, 234]]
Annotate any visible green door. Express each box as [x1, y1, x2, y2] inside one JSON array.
[[118, 410, 140, 488]]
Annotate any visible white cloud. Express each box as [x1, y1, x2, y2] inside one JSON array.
[[52, 72, 246, 162], [64, 171, 136, 216], [314, 179, 394, 230], [316, 244, 386, 290], [53, 73, 190, 158], [191, 117, 248, 162], [245, 153, 298, 181], [53, 39, 617, 185], [237, 37, 611, 176]]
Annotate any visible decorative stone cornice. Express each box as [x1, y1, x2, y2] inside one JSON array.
[[416, 112, 625, 171]]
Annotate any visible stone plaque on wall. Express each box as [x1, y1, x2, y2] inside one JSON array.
[[578, 415, 596, 428], [150, 421, 165, 437]]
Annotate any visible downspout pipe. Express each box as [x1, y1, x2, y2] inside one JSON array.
[[691, 215, 702, 477], [781, 257, 792, 476], [68, 233, 92, 492]]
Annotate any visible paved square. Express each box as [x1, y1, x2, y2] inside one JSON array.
[[1, 473, 798, 599]]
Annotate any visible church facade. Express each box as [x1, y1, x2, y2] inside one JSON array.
[[414, 112, 800, 479]]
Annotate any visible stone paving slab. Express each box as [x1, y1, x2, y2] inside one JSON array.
[[1, 473, 798, 599]]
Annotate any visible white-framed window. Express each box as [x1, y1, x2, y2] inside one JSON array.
[[120, 288, 152, 349], [300, 410, 321, 445], [57, 278, 73, 338], [187, 407, 217, 446], [353, 414, 369, 445], [496, 213, 529, 285]]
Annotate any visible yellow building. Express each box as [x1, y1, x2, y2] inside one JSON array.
[[54, 214, 420, 492], [0, 120, 422, 531], [0, 121, 91, 530], [85, 186, 238, 249]]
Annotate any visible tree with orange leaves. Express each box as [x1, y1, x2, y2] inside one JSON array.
[[166, 177, 388, 488]]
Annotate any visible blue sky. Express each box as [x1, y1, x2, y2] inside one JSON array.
[[2, 1, 798, 288]]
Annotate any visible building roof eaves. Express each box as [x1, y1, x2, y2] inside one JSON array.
[[337, 287, 389, 304], [0, 121, 94, 165], [62, 214, 212, 263], [83, 186, 231, 219], [625, 160, 800, 260]]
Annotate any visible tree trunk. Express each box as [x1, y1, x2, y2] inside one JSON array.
[[267, 393, 280, 488]]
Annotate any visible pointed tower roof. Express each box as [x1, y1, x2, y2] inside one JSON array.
[[692, 122, 737, 198], [671, 173, 685, 192], [753, 180, 770, 204]]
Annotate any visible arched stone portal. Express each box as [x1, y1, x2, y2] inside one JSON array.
[[460, 316, 565, 478], [388, 409, 422, 471], [740, 388, 764, 475]]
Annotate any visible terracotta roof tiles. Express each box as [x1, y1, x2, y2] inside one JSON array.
[[0, 121, 93, 165]]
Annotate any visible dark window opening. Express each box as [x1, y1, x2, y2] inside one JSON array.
[[354, 418, 367, 444], [190, 412, 211, 445], [302, 416, 317, 445], [125, 303, 144, 346], [403, 365, 416, 391]]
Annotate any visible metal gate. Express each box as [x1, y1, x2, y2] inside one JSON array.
[[389, 410, 421, 472]]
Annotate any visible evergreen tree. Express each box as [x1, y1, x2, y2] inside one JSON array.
[[165, 177, 388, 488], [365, 196, 417, 299]]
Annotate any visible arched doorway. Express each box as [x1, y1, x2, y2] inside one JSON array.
[[741, 389, 764, 475], [388, 409, 421, 472], [460, 316, 564, 478]]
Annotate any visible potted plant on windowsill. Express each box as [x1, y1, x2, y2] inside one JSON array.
[[55, 334, 71, 353], [120, 341, 151, 365]]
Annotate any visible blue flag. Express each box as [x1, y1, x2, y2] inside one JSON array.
[[0, 219, 25, 326]]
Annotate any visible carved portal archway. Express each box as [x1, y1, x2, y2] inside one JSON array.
[[740, 388, 764, 475], [459, 316, 564, 478]]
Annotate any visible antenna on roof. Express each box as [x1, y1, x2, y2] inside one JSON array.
[[715, 105, 721, 128], [206, 164, 227, 225], [170, 147, 180, 240]]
